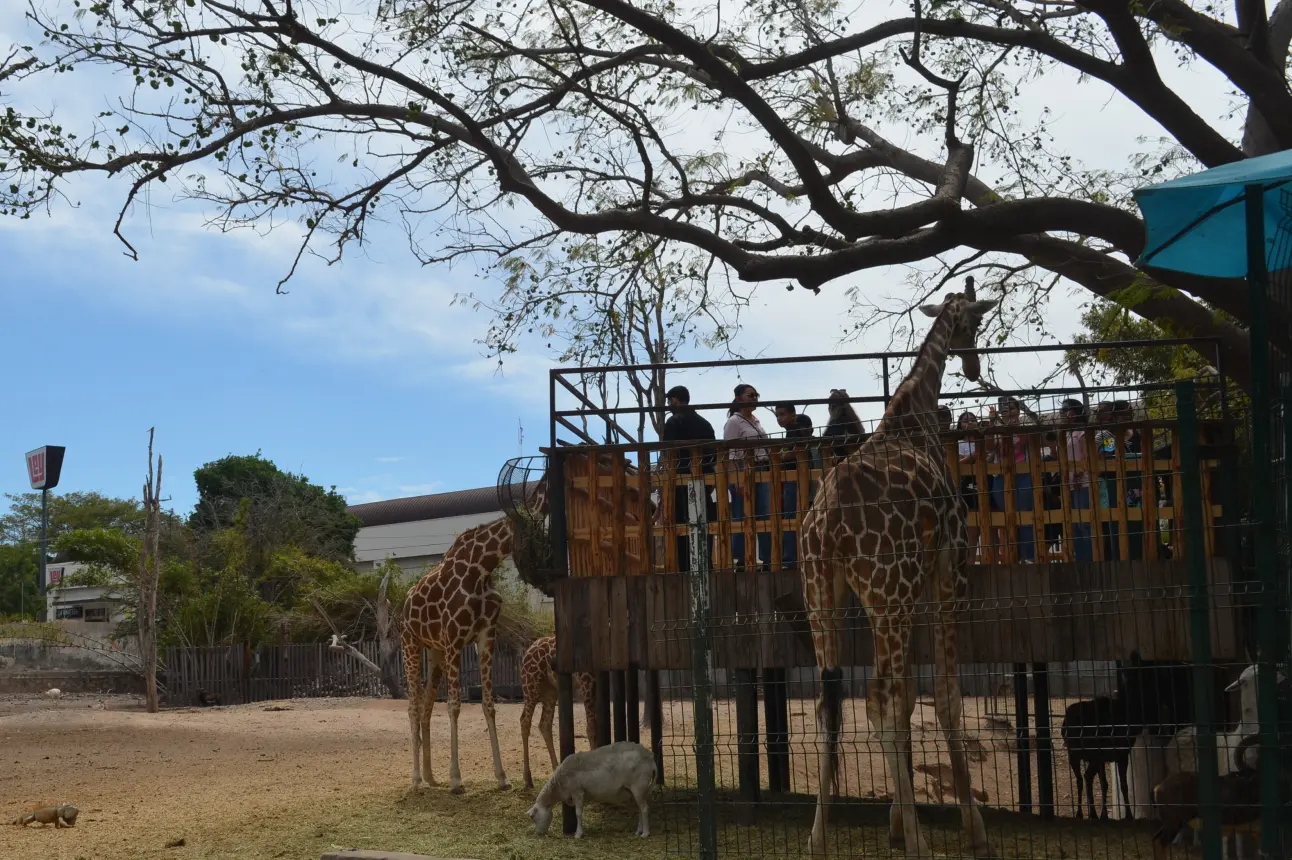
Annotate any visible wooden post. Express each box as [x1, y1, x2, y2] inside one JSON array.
[[626, 664, 640, 744], [1013, 664, 1033, 814], [763, 667, 791, 792], [596, 671, 612, 747], [1032, 663, 1054, 820], [611, 669, 628, 742], [557, 672, 577, 835], [646, 668, 664, 785], [734, 667, 761, 803]]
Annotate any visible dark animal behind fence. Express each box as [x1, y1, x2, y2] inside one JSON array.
[[1061, 695, 1137, 820]]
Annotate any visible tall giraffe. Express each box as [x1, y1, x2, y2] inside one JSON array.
[[800, 281, 996, 857], [401, 451, 647, 794], [401, 509, 531, 794]]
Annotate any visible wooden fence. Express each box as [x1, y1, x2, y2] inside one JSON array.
[[160, 642, 524, 707]]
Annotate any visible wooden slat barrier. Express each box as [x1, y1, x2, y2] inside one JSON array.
[[551, 559, 1244, 673], [556, 418, 1232, 577]]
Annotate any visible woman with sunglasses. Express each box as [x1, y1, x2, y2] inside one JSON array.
[[724, 383, 771, 570]]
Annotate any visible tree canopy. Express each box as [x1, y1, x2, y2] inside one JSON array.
[[1, 490, 147, 545], [191, 452, 361, 564], [2, 0, 1287, 390]]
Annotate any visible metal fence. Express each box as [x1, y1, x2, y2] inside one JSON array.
[[160, 642, 524, 707], [631, 384, 1290, 860]]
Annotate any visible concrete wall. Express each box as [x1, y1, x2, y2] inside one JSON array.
[[0, 638, 137, 672], [0, 670, 143, 695]]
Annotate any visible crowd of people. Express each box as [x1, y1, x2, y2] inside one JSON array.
[[653, 383, 1158, 572]]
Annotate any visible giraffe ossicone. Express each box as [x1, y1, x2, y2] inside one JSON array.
[[800, 279, 997, 858]]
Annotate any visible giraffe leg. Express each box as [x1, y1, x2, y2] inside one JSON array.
[[539, 700, 558, 772], [521, 698, 537, 789], [404, 641, 426, 791], [423, 662, 441, 787], [889, 659, 917, 849], [932, 587, 990, 857], [443, 654, 465, 794], [869, 611, 931, 860], [804, 557, 844, 856], [477, 627, 511, 790]]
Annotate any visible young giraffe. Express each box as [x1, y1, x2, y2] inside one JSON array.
[[402, 451, 648, 794], [801, 280, 996, 857], [519, 635, 598, 789]]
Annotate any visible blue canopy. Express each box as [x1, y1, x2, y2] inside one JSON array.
[[1132, 147, 1292, 278]]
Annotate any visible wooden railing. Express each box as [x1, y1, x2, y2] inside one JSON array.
[[555, 417, 1233, 578]]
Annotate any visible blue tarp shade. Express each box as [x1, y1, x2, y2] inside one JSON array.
[[1133, 147, 1292, 278]]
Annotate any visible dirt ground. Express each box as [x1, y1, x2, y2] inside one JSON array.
[[0, 693, 1161, 860]]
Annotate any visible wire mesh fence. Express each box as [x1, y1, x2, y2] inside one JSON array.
[[542, 364, 1290, 860]]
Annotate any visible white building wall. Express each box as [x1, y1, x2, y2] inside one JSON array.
[[354, 512, 552, 612]]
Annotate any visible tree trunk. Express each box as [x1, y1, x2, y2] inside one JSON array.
[[140, 428, 163, 714], [376, 571, 407, 700]]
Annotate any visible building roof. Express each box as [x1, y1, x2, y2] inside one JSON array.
[[347, 484, 534, 528]]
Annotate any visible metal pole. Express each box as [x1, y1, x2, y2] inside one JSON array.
[[1178, 380, 1222, 860], [39, 488, 48, 616], [1243, 184, 1284, 860], [688, 477, 718, 860]]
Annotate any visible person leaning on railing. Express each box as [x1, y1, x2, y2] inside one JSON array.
[[956, 411, 983, 560], [987, 395, 1037, 563], [660, 384, 717, 571], [1058, 398, 1094, 562], [774, 402, 817, 570], [724, 383, 772, 571]]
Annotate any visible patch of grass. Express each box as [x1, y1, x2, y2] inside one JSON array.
[[168, 783, 1164, 860]]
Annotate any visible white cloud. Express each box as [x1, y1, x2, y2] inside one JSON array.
[[374, 456, 403, 464]]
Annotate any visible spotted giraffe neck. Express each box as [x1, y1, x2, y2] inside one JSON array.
[[431, 514, 514, 589], [874, 305, 958, 440]]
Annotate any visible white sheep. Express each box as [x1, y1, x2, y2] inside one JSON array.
[[526, 741, 656, 839], [44, 688, 62, 700]]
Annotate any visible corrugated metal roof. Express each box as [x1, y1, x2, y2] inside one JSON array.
[[347, 482, 539, 528], [347, 485, 502, 528]]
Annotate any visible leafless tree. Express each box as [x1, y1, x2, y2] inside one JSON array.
[[140, 427, 164, 713], [3, 0, 1289, 390]]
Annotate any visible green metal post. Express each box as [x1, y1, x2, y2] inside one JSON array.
[[1243, 184, 1283, 860], [1178, 381, 1222, 860], [688, 478, 718, 860]]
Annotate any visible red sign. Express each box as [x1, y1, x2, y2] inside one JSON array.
[[24, 445, 65, 490], [48, 567, 63, 586], [26, 448, 45, 488]]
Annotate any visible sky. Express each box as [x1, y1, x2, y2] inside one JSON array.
[[0, 2, 1244, 516]]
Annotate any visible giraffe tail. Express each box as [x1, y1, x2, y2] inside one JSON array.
[[819, 666, 844, 797]]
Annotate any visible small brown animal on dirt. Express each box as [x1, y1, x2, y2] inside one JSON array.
[[195, 689, 221, 707], [11, 803, 79, 827]]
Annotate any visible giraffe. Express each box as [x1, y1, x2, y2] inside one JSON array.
[[519, 635, 598, 789], [401, 450, 648, 794], [800, 279, 997, 857], [400, 511, 523, 794]]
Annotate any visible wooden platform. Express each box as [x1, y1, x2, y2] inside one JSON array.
[[552, 559, 1245, 673], [552, 416, 1234, 576]]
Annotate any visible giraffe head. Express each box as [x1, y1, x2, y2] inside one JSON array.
[[916, 276, 997, 382]]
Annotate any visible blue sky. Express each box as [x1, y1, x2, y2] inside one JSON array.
[[0, 3, 1242, 518]]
